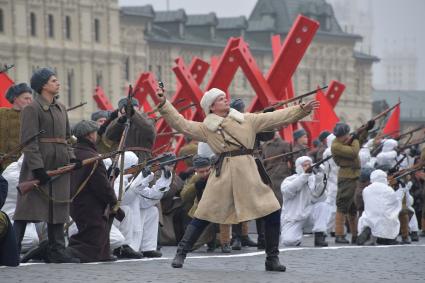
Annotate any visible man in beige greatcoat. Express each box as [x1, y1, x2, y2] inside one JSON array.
[[13, 68, 79, 263], [156, 87, 318, 271]]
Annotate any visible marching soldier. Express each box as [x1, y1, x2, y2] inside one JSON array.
[[156, 87, 318, 271], [13, 68, 80, 263], [0, 83, 33, 170]]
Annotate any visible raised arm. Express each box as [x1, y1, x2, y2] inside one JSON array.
[[158, 100, 208, 142]]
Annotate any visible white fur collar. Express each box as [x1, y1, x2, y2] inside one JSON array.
[[203, 109, 245, 131]]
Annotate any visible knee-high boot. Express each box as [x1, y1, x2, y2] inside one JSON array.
[[256, 218, 265, 249], [264, 210, 286, 272], [421, 218, 425, 236], [172, 220, 208, 268], [46, 223, 79, 263], [13, 220, 27, 255]]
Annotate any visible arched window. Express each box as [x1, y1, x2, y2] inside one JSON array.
[[94, 18, 100, 42], [0, 9, 4, 33], [30, 12, 36, 36], [48, 14, 54, 38], [65, 16, 71, 40]]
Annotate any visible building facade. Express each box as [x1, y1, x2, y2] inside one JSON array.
[[0, 0, 378, 127]]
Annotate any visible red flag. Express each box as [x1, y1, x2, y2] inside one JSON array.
[[382, 103, 400, 138], [0, 72, 14, 108]]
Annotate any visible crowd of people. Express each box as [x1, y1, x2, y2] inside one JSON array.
[[0, 68, 424, 272]]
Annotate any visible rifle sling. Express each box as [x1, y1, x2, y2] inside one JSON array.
[[34, 161, 99, 203]]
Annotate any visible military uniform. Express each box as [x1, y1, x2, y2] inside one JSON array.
[[331, 130, 368, 242], [0, 108, 21, 170], [105, 112, 156, 162]]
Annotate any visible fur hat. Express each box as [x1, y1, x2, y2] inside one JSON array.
[[333, 123, 350, 137], [30, 68, 56, 94], [318, 131, 330, 142], [5, 83, 32, 103], [200, 88, 226, 115], [91, 110, 110, 122], [118, 97, 139, 110], [193, 155, 211, 168], [73, 120, 99, 138], [293, 129, 307, 141], [230, 98, 245, 112]]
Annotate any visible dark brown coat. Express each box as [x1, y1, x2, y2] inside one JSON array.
[[14, 95, 75, 224], [68, 140, 117, 263], [105, 112, 156, 161], [262, 137, 292, 205]]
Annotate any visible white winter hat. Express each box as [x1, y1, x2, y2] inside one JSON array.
[[295, 156, 312, 175], [200, 88, 226, 114]]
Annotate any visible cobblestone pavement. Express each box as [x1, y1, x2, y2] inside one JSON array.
[[1, 235, 424, 283]]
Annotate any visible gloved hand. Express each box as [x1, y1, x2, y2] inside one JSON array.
[[70, 158, 83, 170], [350, 132, 359, 141], [118, 116, 127, 124], [109, 109, 119, 120], [138, 172, 154, 188], [107, 166, 120, 178], [32, 168, 51, 185], [124, 106, 135, 117], [114, 207, 125, 222], [153, 170, 173, 192], [366, 120, 375, 131]]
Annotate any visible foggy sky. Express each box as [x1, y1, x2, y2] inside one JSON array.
[[119, 0, 425, 90]]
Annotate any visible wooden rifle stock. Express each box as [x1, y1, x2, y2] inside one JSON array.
[[66, 101, 87, 112], [17, 150, 120, 195]]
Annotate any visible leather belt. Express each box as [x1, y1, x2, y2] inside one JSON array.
[[214, 148, 254, 177], [39, 138, 67, 144]]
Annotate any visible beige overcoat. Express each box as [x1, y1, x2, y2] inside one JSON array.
[[159, 100, 310, 224]]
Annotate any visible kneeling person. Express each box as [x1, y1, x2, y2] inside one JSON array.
[[68, 120, 120, 262], [280, 156, 330, 247]]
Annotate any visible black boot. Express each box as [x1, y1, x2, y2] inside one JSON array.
[[231, 237, 242, 250], [256, 218, 265, 250], [356, 227, 371, 245], [410, 232, 419, 242], [143, 250, 162, 258], [113, 245, 143, 259], [264, 220, 286, 272], [172, 223, 206, 268], [20, 240, 48, 263], [13, 220, 27, 256], [46, 223, 80, 263], [241, 235, 257, 247], [314, 232, 328, 247]]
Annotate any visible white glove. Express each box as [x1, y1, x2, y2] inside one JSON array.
[[135, 172, 154, 188], [153, 170, 173, 192]]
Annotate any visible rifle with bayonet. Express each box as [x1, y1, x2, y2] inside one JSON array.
[[17, 150, 120, 195], [125, 154, 194, 178], [347, 102, 401, 145], [388, 163, 425, 187], [66, 101, 87, 112], [0, 130, 45, 167], [259, 86, 328, 113], [123, 153, 176, 176]]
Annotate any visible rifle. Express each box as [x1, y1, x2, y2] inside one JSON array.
[[123, 153, 176, 175], [346, 102, 401, 145], [397, 138, 425, 153], [66, 101, 87, 112], [388, 165, 425, 187], [0, 130, 45, 166], [0, 64, 14, 73], [263, 148, 306, 163], [108, 85, 134, 214], [306, 155, 333, 173], [260, 86, 328, 113], [17, 150, 120, 195], [157, 131, 180, 137], [140, 154, 194, 176]]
